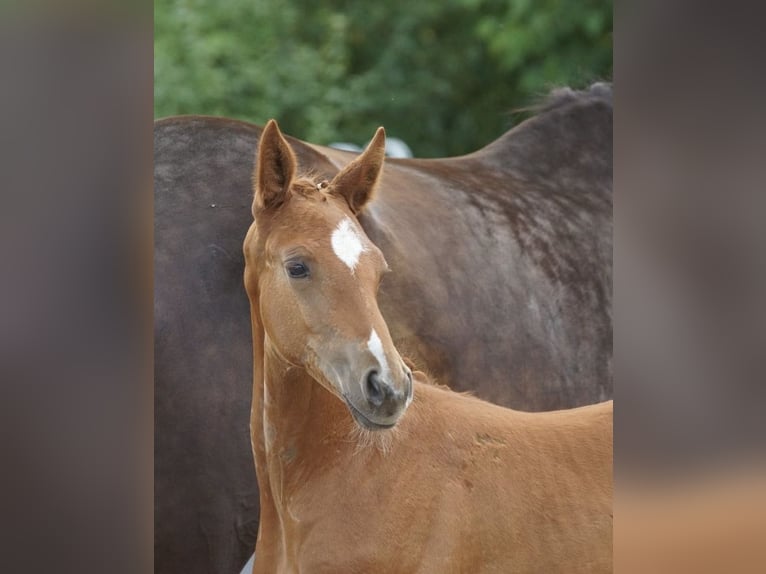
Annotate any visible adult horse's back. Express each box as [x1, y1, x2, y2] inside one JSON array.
[[154, 83, 612, 573]]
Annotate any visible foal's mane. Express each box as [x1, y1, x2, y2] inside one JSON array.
[[288, 172, 329, 199]]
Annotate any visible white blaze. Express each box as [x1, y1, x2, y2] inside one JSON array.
[[331, 218, 367, 272], [367, 328, 391, 380]]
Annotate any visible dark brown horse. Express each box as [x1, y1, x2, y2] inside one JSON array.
[[154, 83, 612, 573]]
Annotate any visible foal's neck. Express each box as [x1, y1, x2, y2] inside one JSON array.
[[260, 340, 353, 463]]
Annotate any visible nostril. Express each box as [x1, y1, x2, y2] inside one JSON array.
[[365, 370, 384, 407]]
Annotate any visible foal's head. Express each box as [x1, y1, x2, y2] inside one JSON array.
[[244, 120, 413, 430]]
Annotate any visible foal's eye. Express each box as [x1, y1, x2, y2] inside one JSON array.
[[285, 261, 309, 279]]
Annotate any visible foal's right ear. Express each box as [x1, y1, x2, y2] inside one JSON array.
[[253, 119, 296, 213], [329, 127, 386, 214]]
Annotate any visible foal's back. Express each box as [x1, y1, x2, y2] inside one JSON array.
[[405, 385, 613, 573]]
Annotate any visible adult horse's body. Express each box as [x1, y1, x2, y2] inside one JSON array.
[[245, 119, 613, 573], [154, 83, 612, 573]]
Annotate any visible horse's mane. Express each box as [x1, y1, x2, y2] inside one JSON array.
[[401, 355, 456, 391], [479, 81, 612, 160], [283, 173, 333, 202], [516, 81, 612, 116]]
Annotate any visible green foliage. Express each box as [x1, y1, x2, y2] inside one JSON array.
[[155, 0, 611, 156]]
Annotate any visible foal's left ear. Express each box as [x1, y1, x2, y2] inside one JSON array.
[[330, 127, 386, 214], [253, 119, 297, 213]]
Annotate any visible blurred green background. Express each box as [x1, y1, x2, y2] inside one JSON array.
[[155, 0, 611, 157]]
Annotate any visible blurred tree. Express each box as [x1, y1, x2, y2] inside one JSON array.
[[155, 0, 611, 156]]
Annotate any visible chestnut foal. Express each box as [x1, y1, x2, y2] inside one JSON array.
[[244, 120, 613, 573]]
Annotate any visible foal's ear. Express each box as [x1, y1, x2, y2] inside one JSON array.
[[253, 119, 296, 213], [330, 127, 386, 214]]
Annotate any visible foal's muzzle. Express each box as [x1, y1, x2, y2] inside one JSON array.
[[347, 366, 412, 430]]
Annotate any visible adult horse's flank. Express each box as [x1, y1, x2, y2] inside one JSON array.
[[245, 120, 613, 573], [154, 83, 612, 574]]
